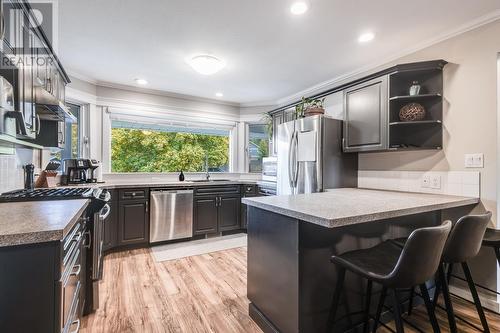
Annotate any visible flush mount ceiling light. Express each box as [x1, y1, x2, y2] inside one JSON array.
[[290, 1, 309, 15], [215, 92, 224, 97], [358, 32, 375, 43], [135, 78, 148, 85], [187, 55, 226, 75]]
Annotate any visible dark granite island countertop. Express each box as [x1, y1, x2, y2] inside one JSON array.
[[244, 188, 479, 333], [0, 199, 89, 247]]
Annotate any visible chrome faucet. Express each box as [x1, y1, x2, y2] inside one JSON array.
[[204, 153, 210, 181]]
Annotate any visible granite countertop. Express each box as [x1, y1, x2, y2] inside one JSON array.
[[0, 199, 89, 247], [242, 188, 479, 228], [66, 180, 257, 189]]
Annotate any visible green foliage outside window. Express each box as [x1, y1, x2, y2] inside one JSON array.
[[111, 128, 229, 173]]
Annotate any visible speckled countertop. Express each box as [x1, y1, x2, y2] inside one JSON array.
[[0, 199, 89, 247], [66, 180, 256, 189], [242, 188, 479, 228]]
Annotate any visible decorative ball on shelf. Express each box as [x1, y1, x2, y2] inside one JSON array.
[[399, 103, 426, 122]]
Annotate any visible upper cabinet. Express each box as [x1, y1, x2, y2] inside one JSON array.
[[343, 76, 388, 152], [343, 60, 446, 153], [267, 60, 446, 155], [0, 0, 70, 145]]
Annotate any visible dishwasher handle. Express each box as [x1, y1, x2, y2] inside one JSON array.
[[151, 189, 194, 195]]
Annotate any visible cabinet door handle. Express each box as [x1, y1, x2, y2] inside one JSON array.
[[145, 201, 149, 213], [36, 114, 41, 135], [83, 230, 92, 249]]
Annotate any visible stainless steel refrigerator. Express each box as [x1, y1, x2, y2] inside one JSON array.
[[277, 115, 358, 195]]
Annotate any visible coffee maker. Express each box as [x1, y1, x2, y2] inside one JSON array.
[[63, 159, 100, 184]]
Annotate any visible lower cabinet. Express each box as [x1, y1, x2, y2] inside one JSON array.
[[194, 193, 241, 235], [194, 197, 219, 234], [118, 199, 149, 246], [0, 211, 88, 333], [218, 195, 241, 231]]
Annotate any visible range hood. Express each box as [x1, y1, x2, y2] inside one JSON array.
[[35, 84, 76, 123]]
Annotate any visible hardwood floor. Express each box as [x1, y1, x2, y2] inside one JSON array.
[[81, 247, 261, 333], [82, 247, 500, 333]]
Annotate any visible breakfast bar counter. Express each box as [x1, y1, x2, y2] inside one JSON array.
[[242, 188, 479, 333]]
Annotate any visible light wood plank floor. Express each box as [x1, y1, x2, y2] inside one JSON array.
[[82, 247, 500, 333]]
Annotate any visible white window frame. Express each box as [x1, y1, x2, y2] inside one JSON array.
[[102, 109, 237, 174]]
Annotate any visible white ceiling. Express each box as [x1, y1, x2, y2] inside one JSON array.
[[58, 0, 500, 105]]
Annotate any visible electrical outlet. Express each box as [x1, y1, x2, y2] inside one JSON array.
[[430, 175, 441, 189], [465, 153, 484, 168], [421, 175, 430, 188]]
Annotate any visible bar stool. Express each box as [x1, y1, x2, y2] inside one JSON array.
[[432, 212, 492, 333], [482, 227, 500, 267], [326, 221, 452, 333]]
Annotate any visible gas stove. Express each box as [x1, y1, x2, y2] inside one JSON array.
[[0, 187, 98, 202]]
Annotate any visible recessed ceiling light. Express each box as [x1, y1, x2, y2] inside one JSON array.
[[358, 32, 375, 43], [290, 1, 309, 15], [187, 55, 226, 75], [135, 78, 148, 85], [215, 92, 224, 97]]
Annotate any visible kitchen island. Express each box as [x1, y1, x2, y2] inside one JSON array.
[[242, 188, 480, 333]]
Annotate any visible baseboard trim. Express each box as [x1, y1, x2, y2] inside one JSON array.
[[449, 285, 500, 314]]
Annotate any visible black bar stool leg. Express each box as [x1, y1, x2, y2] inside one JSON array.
[[447, 263, 454, 284], [389, 289, 404, 333], [407, 288, 414, 316], [327, 268, 346, 332], [419, 284, 441, 333], [373, 287, 387, 333], [432, 275, 442, 309], [438, 263, 457, 333], [494, 247, 500, 268], [461, 262, 490, 333], [363, 280, 373, 333]]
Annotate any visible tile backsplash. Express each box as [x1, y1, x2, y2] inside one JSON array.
[[358, 170, 480, 198], [0, 148, 40, 194]]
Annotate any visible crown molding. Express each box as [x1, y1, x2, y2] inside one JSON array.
[[65, 10, 500, 110], [274, 10, 500, 106]]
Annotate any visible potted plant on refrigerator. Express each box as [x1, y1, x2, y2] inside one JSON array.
[[295, 97, 326, 118]]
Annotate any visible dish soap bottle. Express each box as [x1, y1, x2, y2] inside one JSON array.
[[179, 170, 185, 182]]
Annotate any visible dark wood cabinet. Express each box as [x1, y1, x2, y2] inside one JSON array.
[[343, 75, 389, 152], [0, 211, 88, 333], [194, 197, 218, 235], [218, 196, 240, 231], [194, 186, 242, 235], [118, 200, 149, 246]]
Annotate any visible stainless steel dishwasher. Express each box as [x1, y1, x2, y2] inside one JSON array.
[[150, 189, 194, 243]]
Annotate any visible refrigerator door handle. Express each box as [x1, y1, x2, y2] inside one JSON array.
[[288, 131, 295, 189], [293, 132, 299, 188]]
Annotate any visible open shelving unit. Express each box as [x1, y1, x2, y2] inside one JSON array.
[[388, 61, 446, 150]]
